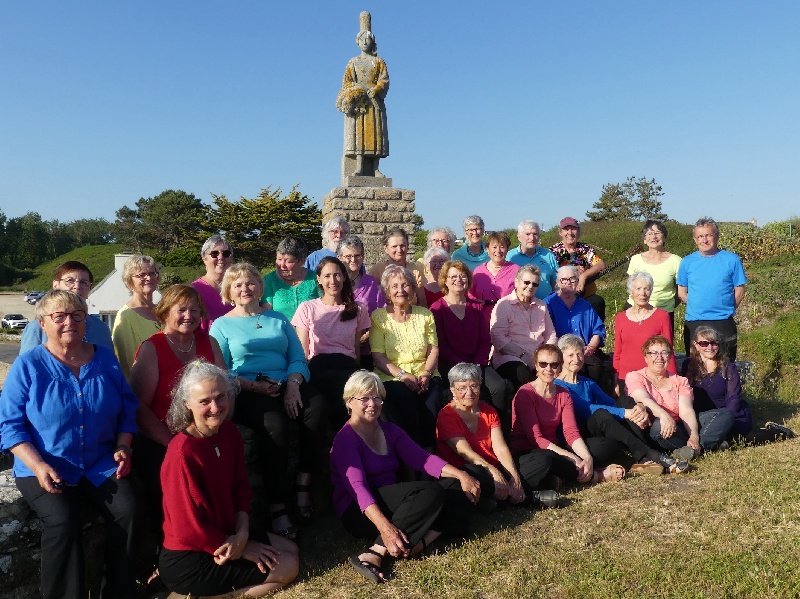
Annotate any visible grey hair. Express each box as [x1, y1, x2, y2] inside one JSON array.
[[423, 246, 450, 266], [35, 290, 87, 322], [447, 362, 482, 386], [516, 264, 542, 282], [557, 334, 585, 353], [337, 234, 365, 255], [517, 220, 541, 235], [201, 235, 232, 258], [462, 215, 485, 231], [426, 227, 457, 249], [121, 254, 160, 293], [556, 265, 580, 287], [626, 271, 655, 294], [166, 360, 238, 434], [276, 236, 309, 262], [220, 262, 264, 304], [343, 370, 386, 413], [380, 265, 417, 303], [382, 227, 409, 246], [322, 217, 351, 243], [694, 217, 719, 235]]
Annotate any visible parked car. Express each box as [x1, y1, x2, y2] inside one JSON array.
[[23, 290, 44, 302], [26, 292, 45, 305], [1, 314, 29, 329]]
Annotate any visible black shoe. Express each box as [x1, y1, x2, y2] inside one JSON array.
[[766, 421, 797, 439], [657, 453, 676, 470], [476, 496, 498, 515], [531, 490, 560, 509]]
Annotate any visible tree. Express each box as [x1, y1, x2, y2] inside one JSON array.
[[113, 190, 209, 253], [208, 186, 321, 267], [66, 218, 114, 246], [6, 212, 50, 268], [586, 176, 668, 222]]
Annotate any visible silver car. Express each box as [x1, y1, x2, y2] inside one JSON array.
[[1, 314, 30, 329]]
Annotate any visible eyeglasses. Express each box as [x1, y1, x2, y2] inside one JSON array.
[[465, 228, 483, 235], [430, 238, 449, 245], [59, 277, 91, 289], [339, 253, 363, 261], [537, 361, 561, 370], [646, 350, 672, 358], [352, 395, 383, 405], [559, 277, 578, 285], [208, 250, 233, 258], [133, 271, 160, 280], [695, 340, 719, 348], [453, 384, 481, 396], [520, 279, 540, 287], [49, 310, 87, 323], [644, 231, 663, 238]]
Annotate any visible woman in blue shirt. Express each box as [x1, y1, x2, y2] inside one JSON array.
[[0, 290, 139, 599]]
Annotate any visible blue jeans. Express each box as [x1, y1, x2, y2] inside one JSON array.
[[649, 408, 735, 452]]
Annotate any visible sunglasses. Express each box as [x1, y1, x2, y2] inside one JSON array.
[[537, 361, 561, 369], [696, 340, 719, 348], [208, 250, 232, 258]]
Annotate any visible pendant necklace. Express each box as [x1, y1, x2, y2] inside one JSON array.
[[194, 425, 220, 457]]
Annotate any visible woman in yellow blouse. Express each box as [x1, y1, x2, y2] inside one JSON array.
[[370, 265, 442, 449]]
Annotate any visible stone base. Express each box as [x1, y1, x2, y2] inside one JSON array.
[[343, 175, 393, 188], [322, 186, 416, 270]]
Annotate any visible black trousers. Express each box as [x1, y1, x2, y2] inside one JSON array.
[[614, 395, 663, 452], [340, 478, 472, 547], [496, 360, 535, 394], [308, 353, 360, 430], [17, 474, 137, 599], [684, 316, 738, 360], [233, 383, 326, 505], [582, 408, 659, 463], [514, 449, 580, 491], [382, 377, 444, 448]]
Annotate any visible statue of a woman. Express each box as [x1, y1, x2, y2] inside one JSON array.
[[336, 12, 389, 178]]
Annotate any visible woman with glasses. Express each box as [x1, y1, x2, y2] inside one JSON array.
[[1, 290, 138, 599], [431, 260, 507, 412], [490, 265, 557, 393], [421, 246, 449, 307], [625, 335, 734, 461], [544, 265, 607, 388], [337, 235, 386, 371], [613, 272, 676, 395], [510, 344, 625, 495], [20, 261, 113, 354], [682, 326, 795, 445], [451, 215, 489, 271], [331, 370, 479, 584], [626, 221, 682, 328], [469, 231, 519, 308], [191, 235, 235, 331], [112, 254, 162, 378], [435, 363, 531, 512]]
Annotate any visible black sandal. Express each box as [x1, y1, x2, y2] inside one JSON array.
[[349, 548, 384, 584], [295, 482, 313, 522], [270, 507, 298, 541]]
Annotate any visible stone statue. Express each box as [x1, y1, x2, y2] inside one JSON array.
[[336, 11, 389, 180]]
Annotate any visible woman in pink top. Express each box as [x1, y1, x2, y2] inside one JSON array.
[[490, 265, 557, 391], [510, 345, 625, 493], [292, 257, 370, 429], [625, 335, 733, 461], [470, 231, 520, 307], [191, 235, 234, 331]]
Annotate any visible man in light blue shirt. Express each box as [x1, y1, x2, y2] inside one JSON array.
[[507, 220, 558, 299]]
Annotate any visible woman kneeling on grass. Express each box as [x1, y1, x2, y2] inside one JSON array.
[[330, 370, 480, 584], [683, 326, 795, 445], [159, 361, 299, 597], [510, 344, 626, 491]]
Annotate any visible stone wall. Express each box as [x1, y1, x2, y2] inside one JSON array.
[[321, 186, 416, 268]]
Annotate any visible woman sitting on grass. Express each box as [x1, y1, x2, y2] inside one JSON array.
[[330, 370, 479, 584], [510, 344, 625, 494], [683, 326, 795, 445], [159, 361, 299, 597]]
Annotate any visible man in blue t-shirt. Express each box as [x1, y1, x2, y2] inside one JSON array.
[[507, 219, 558, 299], [677, 217, 747, 360]]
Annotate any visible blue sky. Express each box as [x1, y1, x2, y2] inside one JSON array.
[[2, 1, 798, 235]]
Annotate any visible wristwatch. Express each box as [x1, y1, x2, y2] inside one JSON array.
[[395, 369, 407, 380]]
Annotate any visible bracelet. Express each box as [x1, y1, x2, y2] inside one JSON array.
[[395, 369, 407, 380], [288, 377, 302, 386]]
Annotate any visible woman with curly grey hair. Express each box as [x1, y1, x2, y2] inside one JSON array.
[[262, 236, 321, 320], [159, 361, 299, 597]]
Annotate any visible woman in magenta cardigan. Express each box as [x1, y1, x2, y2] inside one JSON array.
[[330, 370, 479, 584], [159, 361, 298, 597]]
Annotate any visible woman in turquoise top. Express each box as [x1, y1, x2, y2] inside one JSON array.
[[261, 236, 321, 320], [212, 262, 325, 540]]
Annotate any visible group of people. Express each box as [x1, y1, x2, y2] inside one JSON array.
[[1, 214, 795, 596]]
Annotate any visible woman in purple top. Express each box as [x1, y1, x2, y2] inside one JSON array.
[[330, 371, 479, 584], [191, 235, 234, 331], [337, 235, 386, 371], [470, 231, 520, 307]]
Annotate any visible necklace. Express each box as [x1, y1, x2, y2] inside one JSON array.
[[255, 313, 263, 329], [165, 333, 195, 354], [628, 308, 652, 325], [193, 425, 220, 457]]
